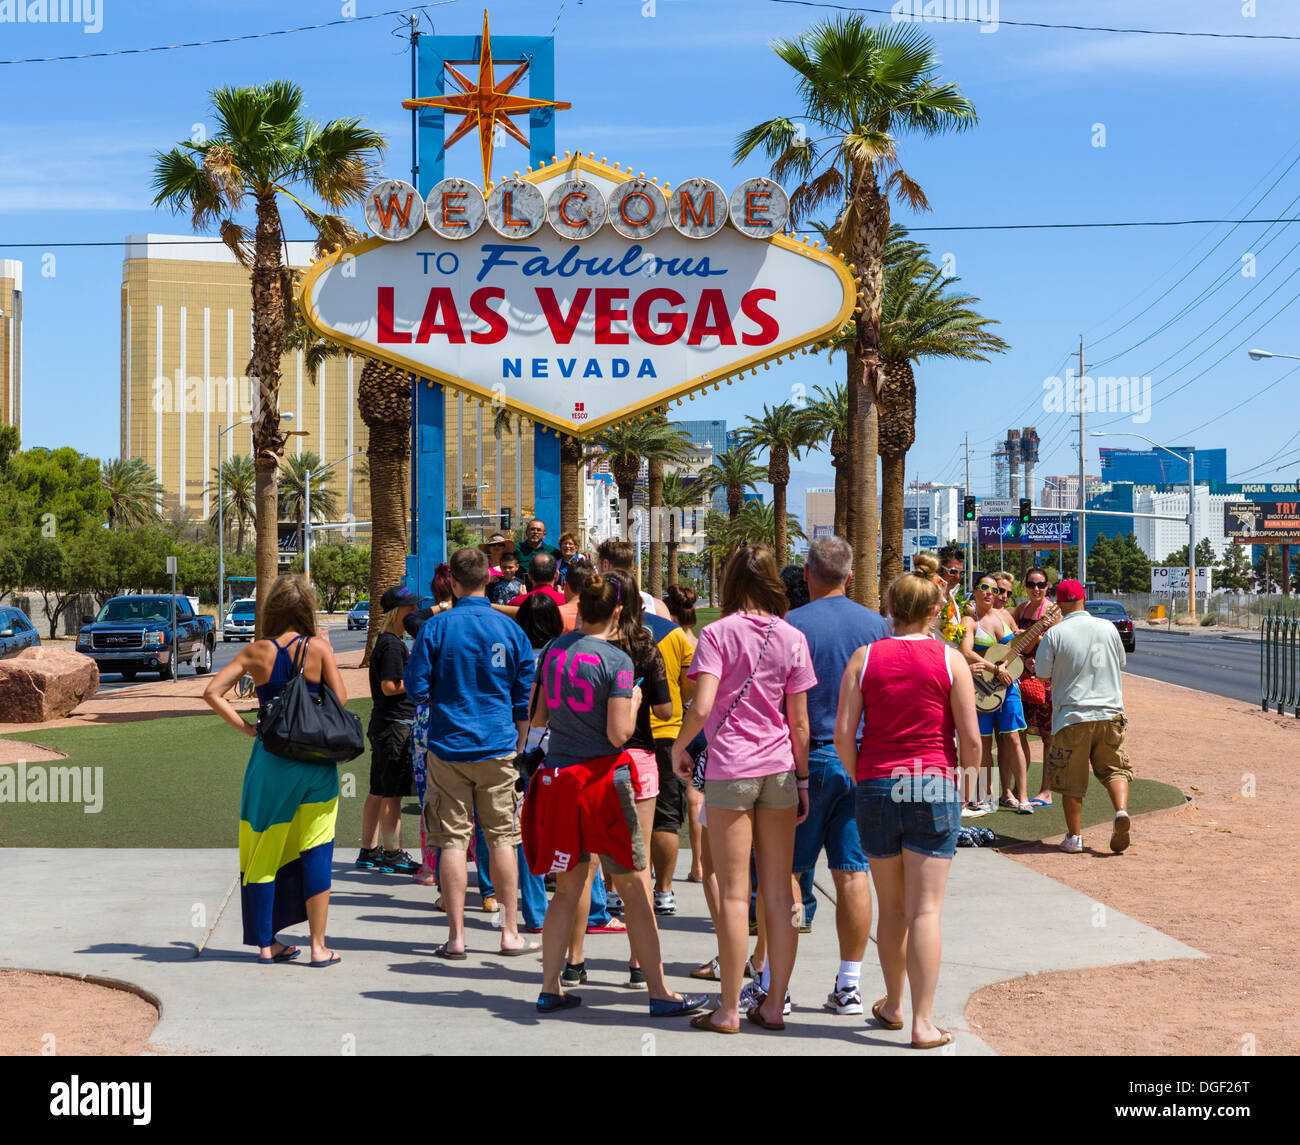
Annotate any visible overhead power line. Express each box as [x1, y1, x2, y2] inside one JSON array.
[[766, 0, 1300, 40], [0, 3, 456, 66]]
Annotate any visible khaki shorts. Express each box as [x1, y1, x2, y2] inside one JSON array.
[[704, 770, 799, 812], [1044, 716, 1134, 799], [424, 754, 520, 849]]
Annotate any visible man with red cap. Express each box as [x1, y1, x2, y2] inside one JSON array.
[[1033, 580, 1134, 854]]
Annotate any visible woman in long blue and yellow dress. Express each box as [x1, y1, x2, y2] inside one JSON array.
[[204, 576, 345, 966]]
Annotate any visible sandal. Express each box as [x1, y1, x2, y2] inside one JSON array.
[[689, 1011, 739, 1034], [747, 1006, 785, 1031], [871, 998, 903, 1030], [998, 796, 1021, 810], [911, 1028, 954, 1050], [586, 918, 627, 934], [690, 956, 721, 981]]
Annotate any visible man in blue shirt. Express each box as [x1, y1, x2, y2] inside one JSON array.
[[785, 534, 890, 1016], [404, 547, 538, 959]]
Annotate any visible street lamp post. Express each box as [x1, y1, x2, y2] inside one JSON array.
[[1092, 431, 1196, 619], [215, 413, 293, 635], [304, 451, 365, 581], [1248, 350, 1300, 596]]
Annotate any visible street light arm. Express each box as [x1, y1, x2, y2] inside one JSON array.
[[1090, 431, 1190, 467]]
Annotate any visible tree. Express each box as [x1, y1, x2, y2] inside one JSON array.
[[207, 453, 257, 555], [700, 446, 766, 525], [278, 451, 339, 557], [701, 509, 734, 606], [660, 471, 704, 587], [1215, 543, 1252, 591], [152, 81, 386, 637], [304, 543, 370, 612], [734, 402, 819, 570], [729, 500, 806, 557], [805, 382, 848, 537], [560, 431, 584, 538], [1159, 538, 1218, 568], [0, 446, 110, 538], [877, 232, 1007, 587], [101, 457, 162, 531], [736, 15, 976, 608]]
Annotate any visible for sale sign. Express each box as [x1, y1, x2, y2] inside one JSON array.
[[297, 155, 855, 437], [1150, 566, 1210, 595]]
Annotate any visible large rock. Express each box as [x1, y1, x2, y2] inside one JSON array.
[[0, 647, 99, 723]]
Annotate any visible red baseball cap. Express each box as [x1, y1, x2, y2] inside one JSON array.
[[1055, 579, 1086, 602]]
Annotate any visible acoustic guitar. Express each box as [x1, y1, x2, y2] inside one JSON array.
[[971, 613, 1060, 714]]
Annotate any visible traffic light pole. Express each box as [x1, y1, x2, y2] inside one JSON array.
[[964, 434, 972, 594]]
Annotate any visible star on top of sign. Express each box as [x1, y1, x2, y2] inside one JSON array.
[[402, 10, 571, 188]]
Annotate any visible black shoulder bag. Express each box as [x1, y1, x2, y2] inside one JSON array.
[[690, 616, 777, 791], [258, 635, 365, 765]]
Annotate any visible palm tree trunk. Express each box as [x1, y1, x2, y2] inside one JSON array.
[[879, 451, 906, 591], [249, 191, 288, 639], [560, 434, 582, 537], [831, 430, 848, 538], [773, 482, 788, 566], [667, 541, 678, 588], [648, 455, 664, 597], [709, 551, 717, 606], [363, 423, 410, 665]]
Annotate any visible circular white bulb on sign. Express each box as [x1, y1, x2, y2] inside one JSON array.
[[363, 179, 425, 242], [486, 179, 546, 238], [729, 178, 789, 239], [426, 179, 486, 240], [548, 179, 606, 240], [607, 180, 667, 240], [668, 178, 728, 239]]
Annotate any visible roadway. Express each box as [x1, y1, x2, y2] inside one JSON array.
[[1122, 628, 1260, 706], [93, 622, 371, 693]]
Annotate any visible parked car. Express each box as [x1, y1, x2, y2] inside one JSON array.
[[347, 600, 370, 631], [0, 606, 41, 659], [75, 594, 217, 680], [1085, 600, 1136, 653], [223, 597, 256, 642]]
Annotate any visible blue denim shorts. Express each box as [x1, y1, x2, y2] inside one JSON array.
[[977, 680, 1028, 737], [854, 775, 961, 860], [792, 744, 869, 873]]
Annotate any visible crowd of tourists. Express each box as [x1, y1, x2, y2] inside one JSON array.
[[203, 524, 1134, 1045]]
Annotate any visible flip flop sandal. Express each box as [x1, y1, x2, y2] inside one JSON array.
[[650, 993, 708, 1017], [536, 992, 582, 1013], [911, 1029, 954, 1050], [690, 957, 721, 981], [871, 998, 904, 1030], [585, 919, 627, 934], [746, 1007, 786, 1031], [1028, 798, 1053, 807], [433, 943, 467, 961], [690, 1011, 739, 1034], [497, 942, 542, 957], [308, 952, 341, 968], [258, 944, 300, 964]]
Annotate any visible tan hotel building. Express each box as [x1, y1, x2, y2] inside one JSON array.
[[1, 259, 21, 432], [121, 236, 534, 529]]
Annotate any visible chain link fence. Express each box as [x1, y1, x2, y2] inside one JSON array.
[[1088, 591, 1300, 630]]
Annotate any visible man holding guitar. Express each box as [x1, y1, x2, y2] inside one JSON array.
[[959, 575, 1046, 815]]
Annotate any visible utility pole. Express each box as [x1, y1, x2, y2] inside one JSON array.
[[1077, 337, 1088, 585], [1187, 445, 1197, 621], [964, 433, 972, 592]]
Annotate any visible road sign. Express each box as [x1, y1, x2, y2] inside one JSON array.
[[980, 497, 1018, 516], [1150, 566, 1210, 595]]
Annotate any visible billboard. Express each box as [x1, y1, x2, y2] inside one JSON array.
[[978, 516, 1075, 548], [1224, 501, 1300, 544], [902, 506, 931, 530], [297, 156, 855, 437]]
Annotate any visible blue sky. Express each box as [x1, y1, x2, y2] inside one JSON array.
[[3, 0, 1300, 512]]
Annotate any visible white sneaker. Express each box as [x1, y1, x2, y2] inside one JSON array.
[[653, 890, 676, 916], [740, 981, 793, 1016], [606, 890, 624, 914], [1110, 811, 1132, 853], [824, 982, 863, 1015], [1060, 834, 1083, 854]]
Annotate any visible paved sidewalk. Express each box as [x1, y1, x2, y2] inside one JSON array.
[[0, 845, 1202, 1056]]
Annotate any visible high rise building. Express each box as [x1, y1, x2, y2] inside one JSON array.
[[120, 235, 532, 532], [1040, 473, 1103, 510], [678, 419, 726, 509], [0, 259, 21, 433], [1099, 445, 1226, 486], [805, 487, 835, 538]]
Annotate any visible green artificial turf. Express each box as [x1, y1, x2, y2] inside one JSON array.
[[0, 700, 393, 849], [1, 707, 1185, 850]]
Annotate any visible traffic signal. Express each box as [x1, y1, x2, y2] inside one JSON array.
[[963, 496, 977, 522], [609, 496, 620, 522], [1019, 498, 1032, 524], [500, 507, 512, 531]]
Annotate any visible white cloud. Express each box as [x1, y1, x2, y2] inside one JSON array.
[[0, 126, 155, 212]]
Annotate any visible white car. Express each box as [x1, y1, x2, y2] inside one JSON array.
[[223, 597, 256, 641]]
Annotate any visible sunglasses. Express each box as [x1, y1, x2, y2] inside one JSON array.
[[976, 583, 997, 593], [942, 566, 963, 575], [1027, 581, 1047, 589]]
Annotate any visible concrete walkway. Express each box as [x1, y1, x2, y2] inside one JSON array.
[[0, 844, 1202, 1056]]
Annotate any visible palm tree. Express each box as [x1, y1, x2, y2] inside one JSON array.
[[560, 432, 584, 538], [207, 454, 256, 554], [730, 500, 806, 556], [592, 414, 693, 594], [736, 15, 977, 607], [734, 402, 818, 567], [702, 508, 734, 605], [278, 451, 339, 556], [700, 446, 766, 524], [152, 81, 386, 636], [660, 471, 704, 587], [805, 383, 848, 537], [102, 457, 162, 530], [878, 241, 1008, 587]]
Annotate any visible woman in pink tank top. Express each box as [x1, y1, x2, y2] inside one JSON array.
[[833, 554, 981, 1050]]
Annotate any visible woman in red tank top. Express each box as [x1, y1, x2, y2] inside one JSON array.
[[833, 554, 981, 1049]]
